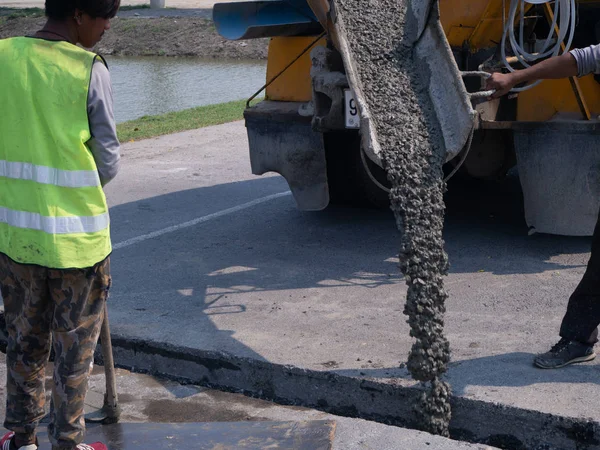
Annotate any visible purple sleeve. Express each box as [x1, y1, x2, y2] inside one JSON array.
[[570, 45, 600, 77]]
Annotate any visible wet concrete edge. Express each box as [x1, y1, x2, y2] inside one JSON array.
[[85, 335, 600, 449]]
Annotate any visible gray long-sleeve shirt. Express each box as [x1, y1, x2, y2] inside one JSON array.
[[570, 45, 600, 77], [87, 60, 121, 186]]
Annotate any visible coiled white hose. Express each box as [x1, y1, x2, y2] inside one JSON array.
[[501, 0, 576, 91]]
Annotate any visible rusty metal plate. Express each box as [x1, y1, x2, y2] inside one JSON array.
[[37, 421, 336, 450]]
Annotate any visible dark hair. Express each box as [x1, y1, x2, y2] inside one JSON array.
[[45, 0, 121, 20]]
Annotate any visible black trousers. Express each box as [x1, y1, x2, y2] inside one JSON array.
[[560, 210, 600, 344]]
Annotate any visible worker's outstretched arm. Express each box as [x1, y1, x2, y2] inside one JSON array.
[[486, 53, 578, 98]]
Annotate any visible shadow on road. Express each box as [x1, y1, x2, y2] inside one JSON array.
[[445, 173, 590, 275], [102, 173, 592, 363], [107, 178, 401, 361], [0, 172, 590, 367]]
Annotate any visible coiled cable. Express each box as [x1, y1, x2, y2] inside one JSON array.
[[501, 0, 576, 91]]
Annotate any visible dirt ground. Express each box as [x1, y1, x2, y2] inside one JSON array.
[[0, 16, 268, 59]]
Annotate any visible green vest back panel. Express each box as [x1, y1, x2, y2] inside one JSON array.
[[0, 37, 111, 269]]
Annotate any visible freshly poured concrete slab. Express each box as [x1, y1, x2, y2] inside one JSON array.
[[0, 353, 497, 450], [36, 422, 335, 450]]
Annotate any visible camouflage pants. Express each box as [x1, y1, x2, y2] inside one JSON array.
[[0, 253, 110, 450]]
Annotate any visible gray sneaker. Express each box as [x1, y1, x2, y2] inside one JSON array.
[[534, 338, 596, 369]]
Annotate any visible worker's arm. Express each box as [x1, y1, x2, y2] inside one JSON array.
[[486, 53, 578, 98], [486, 44, 600, 98], [87, 59, 121, 186]]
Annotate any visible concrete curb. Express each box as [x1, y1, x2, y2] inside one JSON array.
[[97, 335, 599, 450]]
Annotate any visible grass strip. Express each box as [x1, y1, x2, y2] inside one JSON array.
[[117, 99, 249, 142], [0, 7, 44, 19]]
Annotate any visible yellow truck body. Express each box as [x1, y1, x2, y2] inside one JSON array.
[[214, 0, 600, 236]]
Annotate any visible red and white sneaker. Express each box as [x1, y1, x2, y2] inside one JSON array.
[[0, 432, 37, 450], [0, 432, 14, 450], [75, 443, 108, 450]]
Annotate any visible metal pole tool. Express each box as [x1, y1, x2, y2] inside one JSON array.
[[85, 303, 120, 424]]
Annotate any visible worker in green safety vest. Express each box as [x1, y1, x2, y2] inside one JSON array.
[[0, 1, 121, 449]]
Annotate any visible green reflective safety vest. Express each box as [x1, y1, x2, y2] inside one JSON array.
[[0, 37, 111, 269]]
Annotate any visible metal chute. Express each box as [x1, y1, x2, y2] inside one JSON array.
[[322, 0, 478, 165], [213, 0, 323, 40]]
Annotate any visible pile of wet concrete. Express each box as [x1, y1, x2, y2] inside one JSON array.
[[332, 0, 452, 435]]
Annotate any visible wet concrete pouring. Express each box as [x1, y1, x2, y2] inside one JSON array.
[[333, 0, 452, 436]]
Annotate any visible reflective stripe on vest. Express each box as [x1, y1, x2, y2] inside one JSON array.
[[0, 37, 112, 269], [0, 208, 110, 234], [0, 160, 101, 188]]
